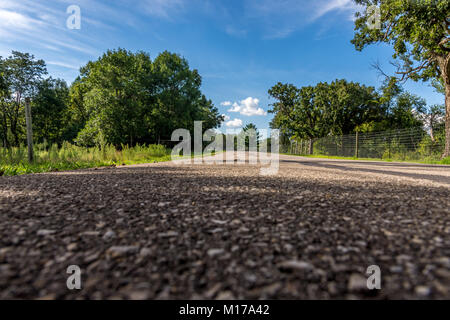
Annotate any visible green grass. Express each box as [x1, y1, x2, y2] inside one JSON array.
[[283, 153, 450, 165], [0, 143, 176, 177]]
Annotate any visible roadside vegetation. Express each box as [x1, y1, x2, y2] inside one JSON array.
[[270, 1, 450, 159], [283, 153, 450, 166], [0, 1, 449, 176], [0, 143, 172, 176], [0, 49, 223, 176]]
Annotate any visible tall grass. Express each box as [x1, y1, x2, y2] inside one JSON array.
[[0, 143, 172, 176]]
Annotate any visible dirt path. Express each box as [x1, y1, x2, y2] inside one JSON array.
[[0, 154, 449, 299]]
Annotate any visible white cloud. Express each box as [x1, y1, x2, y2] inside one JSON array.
[[221, 101, 232, 106], [0, 2, 99, 57], [0, 9, 34, 31], [228, 103, 241, 113], [222, 114, 231, 121], [225, 25, 247, 38], [227, 97, 267, 116], [47, 61, 80, 70], [225, 118, 243, 128], [141, 0, 185, 18], [236, 0, 359, 39], [312, 0, 359, 21]]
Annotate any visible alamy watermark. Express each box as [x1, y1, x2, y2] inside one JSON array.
[[367, 265, 382, 290], [66, 5, 81, 30], [66, 265, 82, 290], [367, 5, 381, 30], [171, 122, 280, 176]]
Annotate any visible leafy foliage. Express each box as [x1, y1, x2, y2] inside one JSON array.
[[352, 0, 449, 82], [32, 78, 70, 144], [74, 49, 223, 147], [268, 80, 385, 140], [0, 49, 223, 150], [351, 0, 450, 156], [0, 52, 47, 147]]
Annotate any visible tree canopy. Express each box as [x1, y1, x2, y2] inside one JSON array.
[[0, 49, 223, 149], [351, 0, 450, 156], [268, 80, 385, 140], [0, 52, 47, 146], [75, 49, 222, 147]]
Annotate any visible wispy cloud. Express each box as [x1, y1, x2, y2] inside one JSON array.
[[221, 0, 359, 39], [0, 0, 192, 80], [0, 1, 99, 56], [140, 0, 185, 19], [225, 25, 248, 38], [47, 61, 80, 70], [311, 0, 360, 21]]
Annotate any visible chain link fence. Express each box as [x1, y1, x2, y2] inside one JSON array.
[[281, 127, 445, 161]]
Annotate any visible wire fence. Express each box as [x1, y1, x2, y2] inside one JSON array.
[[281, 127, 445, 161]]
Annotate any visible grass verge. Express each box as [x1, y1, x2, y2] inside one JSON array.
[[0, 143, 175, 177], [283, 153, 450, 165]]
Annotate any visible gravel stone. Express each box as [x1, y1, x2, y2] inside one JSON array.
[[0, 153, 448, 299]]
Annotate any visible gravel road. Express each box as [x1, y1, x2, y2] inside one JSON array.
[[0, 154, 449, 299]]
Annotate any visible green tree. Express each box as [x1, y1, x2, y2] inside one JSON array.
[[417, 104, 445, 142], [240, 123, 260, 150], [388, 92, 425, 129], [32, 78, 69, 144], [75, 49, 155, 146], [269, 84, 331, 154], [75, 49, 222, 147], [268, 80, 382, 153], [0, 57, 9, 147], [1, 51, 47, 146], [351, 0, 450, 156], [316, 80, 382, 135], [64, 77, 89, 143], [150, 51, 222, 143]]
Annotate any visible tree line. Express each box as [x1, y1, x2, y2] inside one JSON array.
[[270, 0, 449, 157], [268, 79, 445, 151], [0, 49, 223, 149]]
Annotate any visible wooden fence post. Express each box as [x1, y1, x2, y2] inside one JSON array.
[[355, 131, 359, 158], [25, 98, 34, 163]]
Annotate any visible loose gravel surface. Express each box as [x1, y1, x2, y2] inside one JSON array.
[[0, 153, 449, 300]]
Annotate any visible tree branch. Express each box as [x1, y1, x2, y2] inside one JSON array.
[[439, 37, 450, 52], [395, 59, 432, 82]]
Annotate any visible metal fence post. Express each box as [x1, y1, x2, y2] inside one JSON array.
[[25, 98, 34, 163], [355, 131, 359, 158], [389, 137, 392, 160]]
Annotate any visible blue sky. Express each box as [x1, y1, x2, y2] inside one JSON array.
[[0, 0, 444, 132]]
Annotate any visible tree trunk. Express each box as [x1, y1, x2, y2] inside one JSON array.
[[309, 138, 314, 155], [437, 53, 450, 158], [1, 112, 8, 148], [443, 54, 450, 158], [444, 82, 450, 158]]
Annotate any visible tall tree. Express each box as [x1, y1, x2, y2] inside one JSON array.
[[64, 77, 89, 143], [0, 57, 9, 147], [76, 49, 153, 146], [417, 104, 445, 142], [388, 92, 426, 129], [2, 51, 47, 146], [150, 51, 222, 142], [75, 49, 222, 147], [268, 80, 382, 147], [32, 78, 69, 144], [351, 0, 450, 156], [241, 123, 260, 150], [269, 83, 331, 154], [316, 80, 382, 135]]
